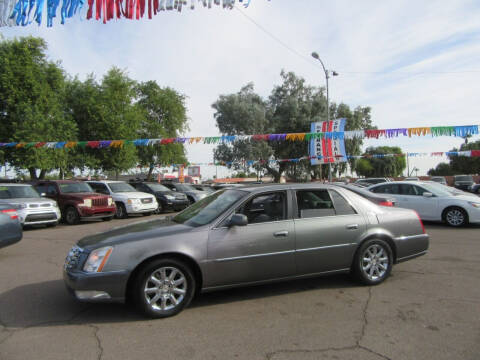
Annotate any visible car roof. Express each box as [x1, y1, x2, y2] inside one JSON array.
[[229, 183, 346, 194], [0, 183, 32, 186], [87, 180, 125, 184], [368, 180, 432, 186]]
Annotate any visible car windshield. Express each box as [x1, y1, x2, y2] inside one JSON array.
[[421, 183, 458, 196], [173, 189, 245, 227], [109, 182, 136, 193], [146, 183, 171, 192], [59, 182, 93, 194], [175, 184, 196, 192], [455, 176, 473, 182], [0, 185, 40, 199]]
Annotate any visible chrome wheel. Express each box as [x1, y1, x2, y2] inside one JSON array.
[[446, 209, 465, 226], [144, 267, 187, 312], [361, 244, 389, 281]]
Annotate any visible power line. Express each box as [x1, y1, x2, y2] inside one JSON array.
[[235, 7, 480, 76]]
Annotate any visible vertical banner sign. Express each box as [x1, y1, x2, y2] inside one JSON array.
[[310, 118, 347, 165], [179, 166, 185, 183]]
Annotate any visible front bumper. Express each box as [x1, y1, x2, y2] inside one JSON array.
[[18, 208, 61, 225], [77, 205, 116, 219], [466, 207, 480, 224], [63, 269, 129, 302], [159, 198, 189, 211], [125, 202, 158, 214]]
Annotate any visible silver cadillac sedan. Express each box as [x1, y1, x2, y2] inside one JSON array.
[[64, 184, 429, 318]]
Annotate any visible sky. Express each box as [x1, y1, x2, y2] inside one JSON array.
[[2, 0, 480, 180]]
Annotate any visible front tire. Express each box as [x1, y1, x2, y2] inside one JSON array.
[[115, 202, 128, 219], [444, 207, 468, 227], [352, 239, 393, 285], [65, 206, 80, 225], [133, 258, 196, 318]]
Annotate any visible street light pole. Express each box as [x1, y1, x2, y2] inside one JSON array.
[[311, 52, 337, 182]]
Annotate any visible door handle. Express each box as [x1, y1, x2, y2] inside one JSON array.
[[274, 231, 289, 237], [346, 224, 359, 230]]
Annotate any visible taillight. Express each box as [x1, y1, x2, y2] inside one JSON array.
[[1, 209, 18, 220], [414, 211, 426, 234], [378, 201, 394, 207]]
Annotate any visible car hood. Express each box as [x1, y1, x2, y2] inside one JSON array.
[[113, 192, 153, 199], [0, 198, 55, 205], [77, 218, 193, 249], [155, 191, 183, 197]]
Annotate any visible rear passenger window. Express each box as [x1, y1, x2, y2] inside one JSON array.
[[371, 184, 399, 194], [329, 190, 356, 215], [296, 190, 335, 218]]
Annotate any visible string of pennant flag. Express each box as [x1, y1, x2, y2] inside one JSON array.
[[140, 150, 480, 169], [0, 0, 256, 27], [0, 124, 478, 150]]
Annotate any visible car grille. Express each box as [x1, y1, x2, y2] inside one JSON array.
[[92, 198, 108, 207], [141, 198, 153, 204], [25, 213, 57, 222], [28, 203, 52, 208], [64, 245, 83, 270]]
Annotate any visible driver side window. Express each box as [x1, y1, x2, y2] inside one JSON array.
[[237, 192, 287, 224]]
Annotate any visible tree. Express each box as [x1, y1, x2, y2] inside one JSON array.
[[136, 81, 188, 180], [212, 71, 374, 182], [0, 37, 78, 179], [449, 139, 480, 174], [66, 68, 142, 178], [427, 162, 454, 176], [355, 146, 406, 177]]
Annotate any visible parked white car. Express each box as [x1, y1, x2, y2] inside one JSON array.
[[0, 184, 60, 227], [87, 181, 158, 218], [367, 181, 480, 227]]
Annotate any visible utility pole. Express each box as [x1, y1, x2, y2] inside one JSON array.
[[311, 52, 339, 182]]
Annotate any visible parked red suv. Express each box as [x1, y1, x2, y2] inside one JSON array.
[[33, 180, 116, 225]]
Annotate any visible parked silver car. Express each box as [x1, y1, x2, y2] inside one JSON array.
[[64, 184, 429, 318], [0, 184, 60, 227]]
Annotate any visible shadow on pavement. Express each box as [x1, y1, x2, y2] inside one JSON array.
[[0, 274, 356, 328]]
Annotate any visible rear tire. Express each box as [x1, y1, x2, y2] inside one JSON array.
[[444, 207, 468, 227], [65, 206, 80, 225], [133, 258, 196, 318], [352, 239, 393, 285]]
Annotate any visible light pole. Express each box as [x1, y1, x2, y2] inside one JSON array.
[[311, 52, 338, 182]]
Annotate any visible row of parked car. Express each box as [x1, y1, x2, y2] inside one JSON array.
[[0, 180, 217, 228], [344, 176, 480, 227], [353, 175, 480, 193]]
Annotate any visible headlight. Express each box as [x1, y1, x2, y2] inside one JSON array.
[[82, 199, 92, 207], [468, 202, 480, 208], [165, 195, 175, 200], [127, 198, 140, 204], [108, 197, 113, 206], [12, 203, 27, 209], [83, 246, 113, 273], [52, 202, 59, 208]]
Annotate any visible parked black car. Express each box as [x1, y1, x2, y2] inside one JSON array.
[[469, 183, 480, 194], [453, 175, 474, 191], [129, 181, 189, 213], [0, 204, 22, 249]]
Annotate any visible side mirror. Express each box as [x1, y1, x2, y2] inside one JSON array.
[[229, 214, 248, 227], [423, 192, 433, 198]]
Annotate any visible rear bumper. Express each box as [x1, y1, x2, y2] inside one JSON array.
[[393, 234, 429, 262], [63, 269, 129, 302]]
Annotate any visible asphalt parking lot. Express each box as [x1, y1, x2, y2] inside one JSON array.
[[0, 216, 479, 360]]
